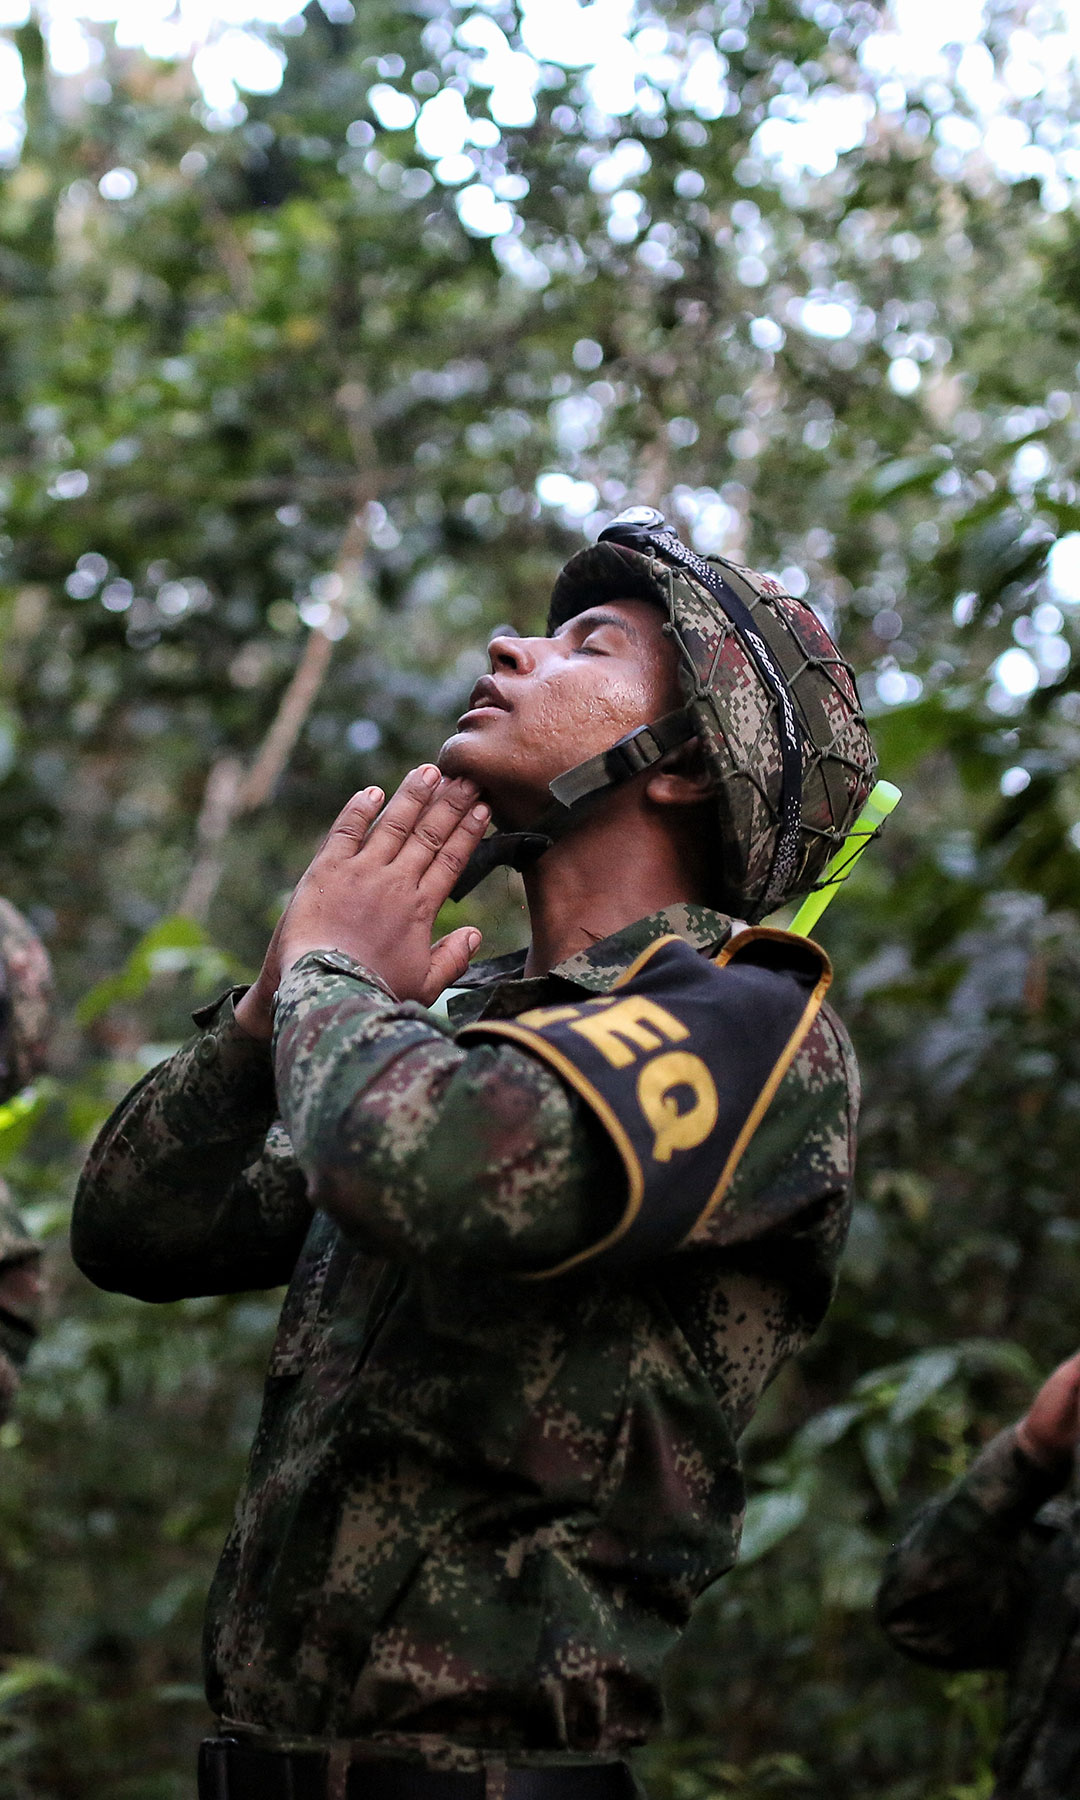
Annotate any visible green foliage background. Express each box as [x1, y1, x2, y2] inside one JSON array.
[[2, 0, 1080, 1791]]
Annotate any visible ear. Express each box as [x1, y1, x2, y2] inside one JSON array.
[[644, 738, 714, 810]]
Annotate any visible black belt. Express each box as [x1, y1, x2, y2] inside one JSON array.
[[198, 1737, 638, 1800]]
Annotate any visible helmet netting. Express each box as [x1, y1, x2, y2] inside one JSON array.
[[548, 542, 877, 921]]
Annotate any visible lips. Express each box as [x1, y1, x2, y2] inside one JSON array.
[[461, 675, 511, 718]]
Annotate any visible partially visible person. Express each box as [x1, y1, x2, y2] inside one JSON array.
[[0, 897, 50, 1416], [878, 1349, 1080, 1800]]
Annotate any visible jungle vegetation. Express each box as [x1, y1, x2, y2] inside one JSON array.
[[2, 0, 1080, 1792]]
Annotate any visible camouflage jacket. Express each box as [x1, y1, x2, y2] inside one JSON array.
[[878, 1425, 1080, 1799], [72, 904, 858, 1769], [0, 897, 50, 1418], [0, 1183, 40, 1418]]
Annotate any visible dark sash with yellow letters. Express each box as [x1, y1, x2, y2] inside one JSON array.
[[457, 929, 831, 1278]]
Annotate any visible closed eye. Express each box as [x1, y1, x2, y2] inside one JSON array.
[[575, 625, 627, 655], [556, 610, 643, 654]]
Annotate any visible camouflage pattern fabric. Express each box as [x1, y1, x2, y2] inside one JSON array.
[[0, 899, 49, 1417], [72, 905, 858, 1769], [550, 544, 876, 921], [0, 1182, 41, 1417], [878, 1426, 1080, 1799], [0, 895, 53, 1106]]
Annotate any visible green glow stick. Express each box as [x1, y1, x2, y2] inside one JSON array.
[[788, 779, 903, 939]]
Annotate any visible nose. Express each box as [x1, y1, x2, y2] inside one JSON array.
[[488, 630, 539, 675]]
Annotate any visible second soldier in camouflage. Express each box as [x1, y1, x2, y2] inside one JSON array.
[[73, 515, 876, 1800], [879, 1348, 1080, 1799], [0, 897, 50, 1419]]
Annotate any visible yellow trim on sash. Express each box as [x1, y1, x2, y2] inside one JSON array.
[[609, 933, 684, 989], [686, 927, 832, 1243], [518, 938, 689, 1277], [714, 924, 832, 978]]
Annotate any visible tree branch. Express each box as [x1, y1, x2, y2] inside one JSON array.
[[180, 455, 374, 921]]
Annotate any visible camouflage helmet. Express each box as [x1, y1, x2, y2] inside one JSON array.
[[451, 510, 876, 921], [547, 511, 877, 921], [0, 898, 54, 1105]]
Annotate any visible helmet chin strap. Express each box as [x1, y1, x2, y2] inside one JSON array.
[[448, 707, 696, 902]]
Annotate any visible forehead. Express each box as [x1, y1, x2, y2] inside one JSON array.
[[551, 598, 666, 643]]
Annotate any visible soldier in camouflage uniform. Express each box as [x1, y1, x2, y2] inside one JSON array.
[[72, 511, 876, 1800], [879, 1349, 1080, 1799], [0, 897, 50, 1417]]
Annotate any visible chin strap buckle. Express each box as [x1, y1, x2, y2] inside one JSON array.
[[609, 722, 665, 776], [448, 830, 553, 902], [549, 709, 695, 810], [449, 708, 698, 903]]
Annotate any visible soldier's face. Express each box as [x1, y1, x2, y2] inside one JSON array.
[[438, 599, 682, 827]]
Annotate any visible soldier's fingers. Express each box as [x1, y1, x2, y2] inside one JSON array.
[[420, 927, 483, 1008], [395, 778, 482, 879], [417, 802, 490, 902], [364, 766, 443, 863], [321, 786, 385, 858]]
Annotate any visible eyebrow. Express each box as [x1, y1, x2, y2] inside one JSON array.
[[556, 610, 644, 645]]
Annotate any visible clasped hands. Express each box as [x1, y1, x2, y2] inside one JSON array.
[[234, 766, 490, 1043]]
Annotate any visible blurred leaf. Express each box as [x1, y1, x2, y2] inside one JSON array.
[[0, 1658, 80, 1708], [850, 453, 950, 513], [860, 1419, 911, 1508], [0, 1088, 47, 1170], [76, 915, 239, 1025], [889, 1350, 959, 1426], [738, 1491, 808, 1565]]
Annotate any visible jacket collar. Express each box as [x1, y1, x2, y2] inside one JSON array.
[[446, 903, 734, 1025]]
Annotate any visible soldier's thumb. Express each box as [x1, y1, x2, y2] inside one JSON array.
[[423, 928, 482, 1006]]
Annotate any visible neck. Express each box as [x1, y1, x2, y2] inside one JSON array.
[[522, 795, 706, 978]]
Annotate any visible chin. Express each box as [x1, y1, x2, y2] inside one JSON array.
[[438, 731, 544, 831], [437, 729, 480, 781], [438, 730, 505, 804]]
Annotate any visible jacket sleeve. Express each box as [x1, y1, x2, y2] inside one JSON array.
[[71, 991, 313, 1301], [451, 930, 857, 1277], [876, 1426, 1066, 1670], [270, 953, 628, 1273]]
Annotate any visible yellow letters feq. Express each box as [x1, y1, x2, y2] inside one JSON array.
[[636, 1052, 719, 1163], [517, 992, 719, 1165], [568, 997, 688, 1068]]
